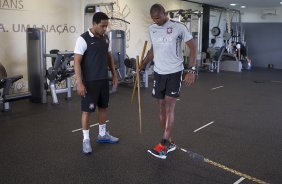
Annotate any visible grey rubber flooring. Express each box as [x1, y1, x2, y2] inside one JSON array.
[[0, 68, 281, 184]]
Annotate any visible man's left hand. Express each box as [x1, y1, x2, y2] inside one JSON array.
[[112, 75, 119, 87], [183, 73, 195, 86]]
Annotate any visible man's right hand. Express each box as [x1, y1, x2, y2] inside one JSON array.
[[76, 82, 86, 97]]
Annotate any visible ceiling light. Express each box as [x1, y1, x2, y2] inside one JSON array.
[[280, 2, 282, 5], [230, 4, 237, 6], [241, 6, 246, 8]]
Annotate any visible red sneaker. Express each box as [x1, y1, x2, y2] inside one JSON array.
[[147, 143, 168, 159]]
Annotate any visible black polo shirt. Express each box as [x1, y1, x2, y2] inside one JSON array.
[[75, 30, 109, 81]]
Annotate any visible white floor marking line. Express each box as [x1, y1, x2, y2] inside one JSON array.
[[193, 121, 215, 133], [72, 120, 109, 133], [180, 148, 187, 152], [72, 123, 99, 133], [211, 86, 224, 90], [90, 123, 99, 127], [234, 177, 245, 184], [271, 81, 282, 83], [176, 98, 181, 101]]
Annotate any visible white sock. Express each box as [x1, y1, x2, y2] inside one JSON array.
[[99, 124, 106, 136], [82, 129, 90, 141]]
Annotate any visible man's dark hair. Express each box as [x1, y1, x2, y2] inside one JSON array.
[[150, 4, 166, 15], [92, 12, 109, 24]]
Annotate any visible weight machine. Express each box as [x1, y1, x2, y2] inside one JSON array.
[[26, 28, 75, 105], [45, 51, 74, 104], [0, 63, 31, 111]]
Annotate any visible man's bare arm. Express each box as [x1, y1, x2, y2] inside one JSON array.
[[74, 54, 86, 96], [185, 39, 197, 68], [140, 47, 154, 70], [108, 52, 118, 86]]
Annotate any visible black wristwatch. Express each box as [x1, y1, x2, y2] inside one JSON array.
[[187, 66, 196, 74]]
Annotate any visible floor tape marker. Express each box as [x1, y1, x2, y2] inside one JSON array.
[[71, 120, 110, 133], [193, 121, 215, 133], [71, 123, 99, 133], [211, 86, 224, 90], [234, 177, 245, 184], [177, 146, 269, 184], [271, 81, 282, 83]]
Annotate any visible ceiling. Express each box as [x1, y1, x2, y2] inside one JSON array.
[[183, 0, 282, 9]]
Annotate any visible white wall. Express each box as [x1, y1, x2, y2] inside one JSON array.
[[241, 7, 282, 23], [0, 0, 81, 81]]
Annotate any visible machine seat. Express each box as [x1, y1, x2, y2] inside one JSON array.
[[3, 92, 32, 102]]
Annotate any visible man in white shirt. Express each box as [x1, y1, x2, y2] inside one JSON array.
[[142, 4, 197, 159]]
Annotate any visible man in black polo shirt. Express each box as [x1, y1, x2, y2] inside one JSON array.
[[74, 12, 119, 155]]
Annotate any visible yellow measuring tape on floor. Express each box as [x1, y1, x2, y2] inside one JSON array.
[[179, 147, 269, 184], [205, 159, 269, 184]]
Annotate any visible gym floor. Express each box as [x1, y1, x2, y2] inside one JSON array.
[[0, 68, 281, 184]]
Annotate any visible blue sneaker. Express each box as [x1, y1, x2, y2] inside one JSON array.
[[82, 139, 92, 154], [96, 132, 119, 143]]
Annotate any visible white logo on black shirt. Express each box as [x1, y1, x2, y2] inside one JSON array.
[[89, 103, 95, 110]]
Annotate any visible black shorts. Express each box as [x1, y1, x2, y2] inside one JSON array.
[[241, 49, 247, 57], [81, 79, 109, 112], [237, 48, 247, 57], [152, 71, 183, 99]]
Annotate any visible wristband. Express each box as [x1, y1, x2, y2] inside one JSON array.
[[187, 66, 196, 74], [187, 69, 196, 74]]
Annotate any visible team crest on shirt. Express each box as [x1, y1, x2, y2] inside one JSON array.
[[167, 27, 173, 34]]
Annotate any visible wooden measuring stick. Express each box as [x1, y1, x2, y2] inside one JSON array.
[[130, 41, 148, 104], [136, 56, 142, 133]]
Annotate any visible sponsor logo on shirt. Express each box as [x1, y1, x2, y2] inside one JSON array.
[[151, 37, 173, 43]]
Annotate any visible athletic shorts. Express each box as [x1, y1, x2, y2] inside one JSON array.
[[237, 48, 247, 57], [241, 49, 247, 57], [152, 71, 183, 99], [81, 79, 109, 112]]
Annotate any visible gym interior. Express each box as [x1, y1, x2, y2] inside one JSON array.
[[0, 0, 281, 184]]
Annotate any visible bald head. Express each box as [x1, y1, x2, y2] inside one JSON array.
[[150, 4, 168, 26], [150, 4, 166, 15]]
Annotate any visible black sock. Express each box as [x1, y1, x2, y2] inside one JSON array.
[[161, 139, 170, 146]]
